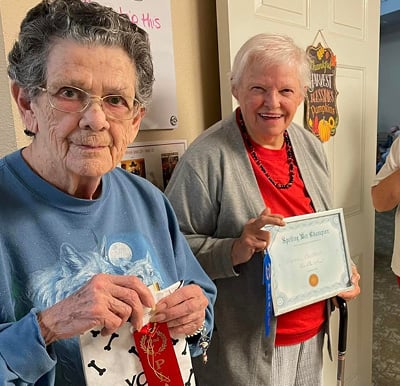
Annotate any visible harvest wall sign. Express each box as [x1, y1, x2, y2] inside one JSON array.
[[304, 32, 339, 143]]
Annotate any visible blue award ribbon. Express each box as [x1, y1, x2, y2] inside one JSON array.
[[262, 249, 272, 336]]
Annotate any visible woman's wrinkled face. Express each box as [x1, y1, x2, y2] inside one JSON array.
[[232, 60, 304, 146], [25, 40, 143, 188]]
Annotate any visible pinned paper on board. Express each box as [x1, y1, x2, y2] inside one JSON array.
[[87, 0, 178, 130]]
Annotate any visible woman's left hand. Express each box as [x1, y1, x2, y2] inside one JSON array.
[[336, 264, 361, 302], [150, 284, 208, 337]]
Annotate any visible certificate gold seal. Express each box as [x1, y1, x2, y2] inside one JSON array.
[[309, 274, 319, 287]]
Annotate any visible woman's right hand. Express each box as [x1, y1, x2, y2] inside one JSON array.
[[231, 207, 285, 266], [36, 273, 155, 345]]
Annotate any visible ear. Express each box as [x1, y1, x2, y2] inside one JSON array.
[[293, 89, 305, 109], [11, 81, 38, 134], [298, 86, 308, 106], [232, 85, 238, 100]]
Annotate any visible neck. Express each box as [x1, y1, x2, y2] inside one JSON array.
[[237, 110, 295, 190], [22, 147, 102, 199], [247, 130, 284, 149]]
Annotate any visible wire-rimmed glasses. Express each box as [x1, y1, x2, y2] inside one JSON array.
[[37, 85, 141, 120]]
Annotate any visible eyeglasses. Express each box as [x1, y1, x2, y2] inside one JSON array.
[[37, 85, 141, 120]]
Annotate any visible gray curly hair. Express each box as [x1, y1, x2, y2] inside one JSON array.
[[8, 0, 154, 108]]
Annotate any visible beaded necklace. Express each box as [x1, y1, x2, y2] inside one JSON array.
[[237, 111, 295, 189]]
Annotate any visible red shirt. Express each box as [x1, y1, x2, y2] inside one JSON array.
[[245, 131, 325, 346]]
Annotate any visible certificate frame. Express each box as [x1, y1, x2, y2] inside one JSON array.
[[265, 208, 353, 315]]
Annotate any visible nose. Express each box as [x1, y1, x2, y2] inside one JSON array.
[[263, 90, 280, 108], [79, 98, 110, 131]]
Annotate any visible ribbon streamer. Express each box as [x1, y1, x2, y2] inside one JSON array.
[[263, 249, 273, 336], [134, 322, 184, 386]]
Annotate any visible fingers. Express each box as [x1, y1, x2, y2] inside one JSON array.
[[102, 274, 156, 332], [231, 209, 285, 266], [38, 277, 210, 345], [351, 265, 361, 286], [337, 265, 361, 301], [241, 224, 270, 251], [108, 274, 154, 309], [249, 211, 285, 231], [248, 209, 285, 242], [38, 274, 156, 344], [337, 288, 359, 301], [150, 284, 207, 337]]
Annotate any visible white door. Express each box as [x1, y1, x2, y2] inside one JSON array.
[[215, 1, 380, 385]]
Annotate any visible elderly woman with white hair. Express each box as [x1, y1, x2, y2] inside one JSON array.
[[165, 33, 360, 386]]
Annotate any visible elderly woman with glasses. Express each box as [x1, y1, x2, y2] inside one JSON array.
[[0, 0, 216, 384]]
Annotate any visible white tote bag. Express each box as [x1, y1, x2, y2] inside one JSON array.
[[80, 281, 195, 385]]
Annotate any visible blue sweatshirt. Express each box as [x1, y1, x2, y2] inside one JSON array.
[[0, 150, 216, 385]]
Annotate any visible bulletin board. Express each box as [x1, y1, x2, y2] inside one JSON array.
[[84, 0, 178, 130]]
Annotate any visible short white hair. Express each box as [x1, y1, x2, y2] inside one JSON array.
[[230, 33, 311, 96]]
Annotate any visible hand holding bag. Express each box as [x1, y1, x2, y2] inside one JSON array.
[[79, 281, 196, 385]]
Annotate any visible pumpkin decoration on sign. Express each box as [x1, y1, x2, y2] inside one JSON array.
[[318, 118, 331, 142], [304, 32, 339, 143]]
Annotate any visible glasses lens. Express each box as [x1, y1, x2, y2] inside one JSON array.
[[103, 95, 135, 120], [45, 86, 139, 120], [48, 86, 88, 113]]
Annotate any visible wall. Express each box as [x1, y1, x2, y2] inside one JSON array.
[[378, 27, 400, 133], [0, 0, 221, 157], [381, 0, 400, 15]]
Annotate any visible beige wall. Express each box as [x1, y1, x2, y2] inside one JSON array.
[[0, 0, 221, 157]]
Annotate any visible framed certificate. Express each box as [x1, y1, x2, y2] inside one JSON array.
[[265, 208, 353, 315]]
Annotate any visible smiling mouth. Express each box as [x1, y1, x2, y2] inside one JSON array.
[[71, 144, 109, 153], [260, 113, 283, 120], [75, 141, 109, 148]]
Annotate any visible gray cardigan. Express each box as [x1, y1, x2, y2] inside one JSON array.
[[165, 112, 333, 386]]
